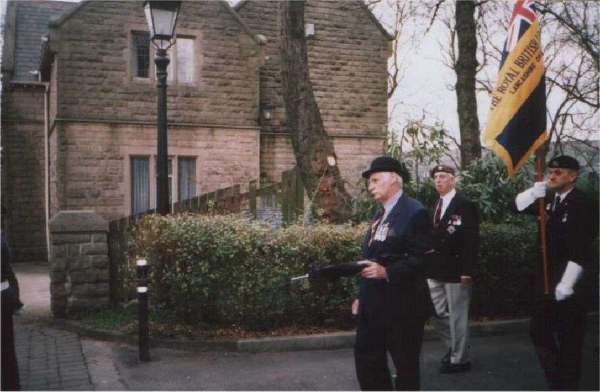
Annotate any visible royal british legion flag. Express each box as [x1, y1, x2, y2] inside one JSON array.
[[483, 0, 547, 177]]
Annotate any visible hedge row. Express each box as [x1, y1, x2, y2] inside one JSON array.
[[123, 214, 595, 331]]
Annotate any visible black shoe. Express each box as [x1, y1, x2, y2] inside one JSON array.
[[440, 361, 471, 374], [441, 350, 451, 365]]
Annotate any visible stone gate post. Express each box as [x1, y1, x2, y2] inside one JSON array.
[[49, 211, 109, 317]]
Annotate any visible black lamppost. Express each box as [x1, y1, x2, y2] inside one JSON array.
[[144, 1, 182, 215]]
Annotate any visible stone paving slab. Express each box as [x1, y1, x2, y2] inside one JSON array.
[[15, 321, 93, 391]]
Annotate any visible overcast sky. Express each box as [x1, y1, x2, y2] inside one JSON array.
[[2, 0, 594, 145]]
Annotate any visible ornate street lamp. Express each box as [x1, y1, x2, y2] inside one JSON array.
[[144, 0, 181, 214]]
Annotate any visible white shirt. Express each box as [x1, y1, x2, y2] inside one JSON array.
[[436, 188, 457, 222], [382, 189, 403, 222], [554, 187, 574, 205]]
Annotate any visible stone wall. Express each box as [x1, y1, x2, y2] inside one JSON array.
[[260, 133, 384, 197], [50, 1, 263, 126], [1, 84, 47, 262], [49, 210, 109, 317], [237, 0, 391, 136], [51, 121, 260, 221]]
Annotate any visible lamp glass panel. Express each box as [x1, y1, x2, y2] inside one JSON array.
[[152, 9, 177, 37]]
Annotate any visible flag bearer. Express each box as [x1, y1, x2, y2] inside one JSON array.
[[515, 155, 598, 390]]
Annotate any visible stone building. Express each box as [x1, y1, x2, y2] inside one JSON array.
[[1, 0, 392, 262]]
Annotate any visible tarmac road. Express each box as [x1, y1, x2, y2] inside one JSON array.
[[83, 321, 599, 391]]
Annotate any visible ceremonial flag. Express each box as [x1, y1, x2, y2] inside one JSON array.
[[483, 0, 546, 177]]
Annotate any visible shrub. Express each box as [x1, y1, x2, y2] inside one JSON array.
[[124, 215, 596, 331], [472, 221, 538, 318], [127, 214, 365, 331]]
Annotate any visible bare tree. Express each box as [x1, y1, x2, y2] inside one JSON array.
[[279, 0, 353, 222], [454, 0, 482, 168], [536, 1, 599, 168]]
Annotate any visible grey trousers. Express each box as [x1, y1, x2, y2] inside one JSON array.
[[427, 279, 472, 365]]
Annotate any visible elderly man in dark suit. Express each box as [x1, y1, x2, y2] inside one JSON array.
[[352, 156, 432, 391], [514, 155, 598, 390], [425, 165, 480, 374]]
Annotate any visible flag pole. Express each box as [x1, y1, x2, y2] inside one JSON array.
[[535, 153, 550, 294]]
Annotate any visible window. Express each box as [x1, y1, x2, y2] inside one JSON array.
[[178, 157, 197, 201], [167, 37, 195, 84], [176, 38, 195, 84], [132, 32, 150, 78], [130, 32, 195, 85], [129, 155, 197, 214], [131, 157, 150, 214]]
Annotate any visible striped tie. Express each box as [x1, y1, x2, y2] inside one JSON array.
[[434, 198, 443, 228], [368, 208, 385, 246]]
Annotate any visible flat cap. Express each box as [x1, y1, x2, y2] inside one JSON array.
[[362, 156, 410, 183], [548, 155, 579, 170], [430, 164, 456, 178]]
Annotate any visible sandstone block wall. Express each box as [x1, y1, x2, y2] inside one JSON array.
[[49, 210, 109, 317], [260, 133, 384, 197], [50, 1, 263, 126], [50, 121, 260, 221], [237, 0, 391, 136]]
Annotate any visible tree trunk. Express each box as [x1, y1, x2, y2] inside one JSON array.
[[279, 0, 353, 222], [455, 0, 482, 168]]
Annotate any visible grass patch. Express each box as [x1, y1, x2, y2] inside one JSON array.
[[69, 305, 351, 340]]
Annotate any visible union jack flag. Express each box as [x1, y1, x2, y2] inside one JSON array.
[[483, 0, 547, 177], [505, 0, 537, 54]]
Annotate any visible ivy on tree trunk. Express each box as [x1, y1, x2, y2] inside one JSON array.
[[279, 0, 352, 222], [455, 0, 482, 168]]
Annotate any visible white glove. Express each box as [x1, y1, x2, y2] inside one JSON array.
[[515, 181, 547, 211], [555, 261, 584, 301], [555, 283, 573, 301]]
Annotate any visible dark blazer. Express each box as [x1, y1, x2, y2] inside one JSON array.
[[426, 193, 480, 283], [516, 187, 598, 309], [357, 192, 433, 327]]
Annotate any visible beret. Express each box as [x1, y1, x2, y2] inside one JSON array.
[[430, 164, 456, 178], [548, 155, 579, 170]]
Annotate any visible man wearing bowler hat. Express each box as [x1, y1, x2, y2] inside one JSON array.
[[352, 156, 432, 390], [425, 165, 479, 374], [514, 155, 598, 390]]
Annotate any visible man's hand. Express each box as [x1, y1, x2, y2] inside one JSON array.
[[516, 181, 547, 211], [460, 276, 471, 284], [351, 299, 359, 315], [360, 260, 388, 280]]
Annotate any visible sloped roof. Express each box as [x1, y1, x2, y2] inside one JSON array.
[[11, 0, 76, 81], [49, 0, 266, 45], [234, 0, 394, 41]]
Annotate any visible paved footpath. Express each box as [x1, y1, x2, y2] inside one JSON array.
[[15, 321, 93, 391]]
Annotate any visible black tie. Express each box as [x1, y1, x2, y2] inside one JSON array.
[[553, 196, 561, 212]]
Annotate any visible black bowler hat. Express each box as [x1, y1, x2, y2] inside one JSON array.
[[430, 164, 456, 178], [548, 155, 580, 170], [362, 156, 410, 183]]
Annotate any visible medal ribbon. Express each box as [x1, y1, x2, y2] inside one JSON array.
[[368, 208, 385, 246]]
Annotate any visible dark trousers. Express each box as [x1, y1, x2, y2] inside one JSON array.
[[530, 309, 586, 391], [1, 298, 20, 391], [355, 317, 425, 391]]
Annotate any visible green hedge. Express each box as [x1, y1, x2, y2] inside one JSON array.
[[123, 214, 596, 331], [126, 214, 364, 330], [472, 221, 538, 317]]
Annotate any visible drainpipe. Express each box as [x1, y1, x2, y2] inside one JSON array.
[[43, 80, 51, 261]]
